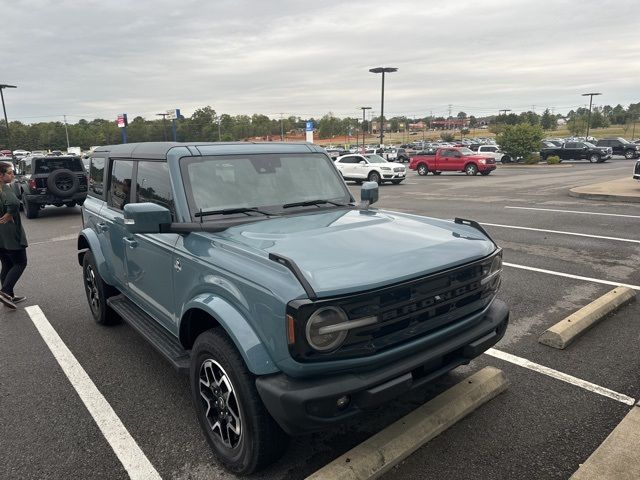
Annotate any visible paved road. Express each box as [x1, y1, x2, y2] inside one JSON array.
[[1, 158, 638, 479]]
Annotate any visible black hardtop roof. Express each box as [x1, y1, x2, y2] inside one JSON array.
[[92, 141, 325, 160]]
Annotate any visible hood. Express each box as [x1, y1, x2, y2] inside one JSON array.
[[215, 209, 495, 298]]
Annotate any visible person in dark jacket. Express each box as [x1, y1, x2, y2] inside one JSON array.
[[0, 161, 28, 309]]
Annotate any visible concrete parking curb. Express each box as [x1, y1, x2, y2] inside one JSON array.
[[305, 367, 508, 480], [569, 177, 640, 204], [539, 286, 636, 349], [570, 403, 640, 480]]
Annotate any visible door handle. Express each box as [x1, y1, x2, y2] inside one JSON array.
[[123, 238, 138, 249], [96, 222, 108, 232]]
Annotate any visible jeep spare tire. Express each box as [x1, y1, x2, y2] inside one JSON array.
[[47, 169, 79, 197]]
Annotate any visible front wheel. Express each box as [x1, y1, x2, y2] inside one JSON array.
[[501, 155, 512, 163], [191, 330, 287, 474], [417, 163, 428, 176], [624, 150, 635, 159], [589, 154, 600, 163], [368, 171, 381, 184], [465, 163, 479, 176]]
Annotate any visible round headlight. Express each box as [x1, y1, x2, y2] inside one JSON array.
[[305, 307, 348, 352]]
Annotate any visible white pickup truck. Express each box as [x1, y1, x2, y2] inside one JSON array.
[[476, 145, 512, 163]]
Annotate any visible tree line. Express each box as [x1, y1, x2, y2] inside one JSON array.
[[2, 102, 639, 151]]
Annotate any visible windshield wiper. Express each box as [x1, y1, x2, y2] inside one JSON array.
[[282, 199, 351, 209], [195, 207, 278, 218]]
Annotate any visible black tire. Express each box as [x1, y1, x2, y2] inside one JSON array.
[[465, 163, 478, 176], [501, 155, 512, 163], [368, 171, 382, 184], [624, 150, 635, 159], [47, 169, 79, 197], [391, 179, 404, 184], [65, 201, 76, 208], [417, 163, 429, 176], [82, 251, 120, 325], [191, 330, 287, 474], [588, 154, 600, 163], [23, 198, 39, 219]]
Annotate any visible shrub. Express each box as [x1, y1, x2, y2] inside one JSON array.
[[496, 124, 544, 162], [546, 155, 561, 164], [440, 133, 455, 142], [524, 153, 540, 164]]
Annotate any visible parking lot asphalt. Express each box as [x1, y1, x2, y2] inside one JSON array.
[[1, 157, 638, 480]]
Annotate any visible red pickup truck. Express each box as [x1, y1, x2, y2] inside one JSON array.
[[409, 147, 496, 176]]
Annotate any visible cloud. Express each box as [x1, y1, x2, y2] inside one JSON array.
[[2, 0, 639, 123]]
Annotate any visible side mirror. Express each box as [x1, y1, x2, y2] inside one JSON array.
[[121, 203, 171, 234], [360, 181, 378, 209]]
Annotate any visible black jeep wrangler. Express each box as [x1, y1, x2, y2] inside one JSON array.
[[13, 155, 88, 218]]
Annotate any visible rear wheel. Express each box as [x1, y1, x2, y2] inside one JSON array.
[[465, 163, 478, 176], [417, 163, 428, 176], [191, 330, 287, 474], [82, 251, 120, 325], [23, 198, 39, 219]]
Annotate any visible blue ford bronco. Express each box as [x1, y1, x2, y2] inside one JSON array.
[[78, 142, 509, 474]]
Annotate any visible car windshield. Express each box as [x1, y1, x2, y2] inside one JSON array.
[[181, 153, 351, 217], [459, 148, 475, 156], [618, 138, 632, 145], [365, 154, 387, 163]]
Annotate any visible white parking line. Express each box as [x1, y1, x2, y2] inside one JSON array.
[[25, 306, 162, 480], [480, 222, 640, 244], [486, 348, 636, 405], [505, 206, 640, 219], [504, 262, 640, 291]]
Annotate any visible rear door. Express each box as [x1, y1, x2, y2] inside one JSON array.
[[97, 159, 134, 289]]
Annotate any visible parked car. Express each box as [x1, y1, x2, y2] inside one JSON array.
[[540, 142, 612, 163], [335, 153, 406, 184], [476, 145, 512, 163], [409, 147, 496, 176], [595, 138, 640, 159], [78, 141, 509, 474], [385, 148, 410, 163], [634, 159, 640, 181], [13, 155, 88, 218]]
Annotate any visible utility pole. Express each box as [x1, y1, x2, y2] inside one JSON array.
[[278, 113, 285, 141], [581, 92, 602, 140], [156, 113, 169, 141], [0, 84, 17, 155], [359, 106, 371, 153], [63, 115, 70, 150]]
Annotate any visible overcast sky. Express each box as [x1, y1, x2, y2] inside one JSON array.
[[3, 0, 639, 124]]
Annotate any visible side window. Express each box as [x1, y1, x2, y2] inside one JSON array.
[[88, 157, 105, 197], [565, 142, 577, 149], [24, 159, 32, 174], [107, 160, 133, 210], [135, 161, 175, 218], [442, 150, 453, 157]]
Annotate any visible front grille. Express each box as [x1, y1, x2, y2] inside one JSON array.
[[289, 252, 500, 362]]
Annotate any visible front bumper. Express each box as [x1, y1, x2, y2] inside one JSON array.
[[478, 163, 496, 172], [382, 171, 406, 179], [256, 298, 509, 435]]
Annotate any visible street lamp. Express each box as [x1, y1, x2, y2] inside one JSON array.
[[0, 84, 17, 154], [359, 106, 371, 153], [369, 67, 397, 146], [581, 92, 601, 140]]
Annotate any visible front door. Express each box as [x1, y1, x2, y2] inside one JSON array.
[[123, 160, 178, 331]]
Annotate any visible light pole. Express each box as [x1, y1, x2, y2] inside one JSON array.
[[0, 84, 17, 155], [359, 106, 371, 153], [156, 113, 169, 141], [582, 92, 601, 140], [369, 67, 397, 147]]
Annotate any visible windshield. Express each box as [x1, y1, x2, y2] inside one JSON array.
[[365, 154, 387, 163], [618, 138, 632, 145], [459, 148, 475, 156], [181, 153, 351, 217]]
